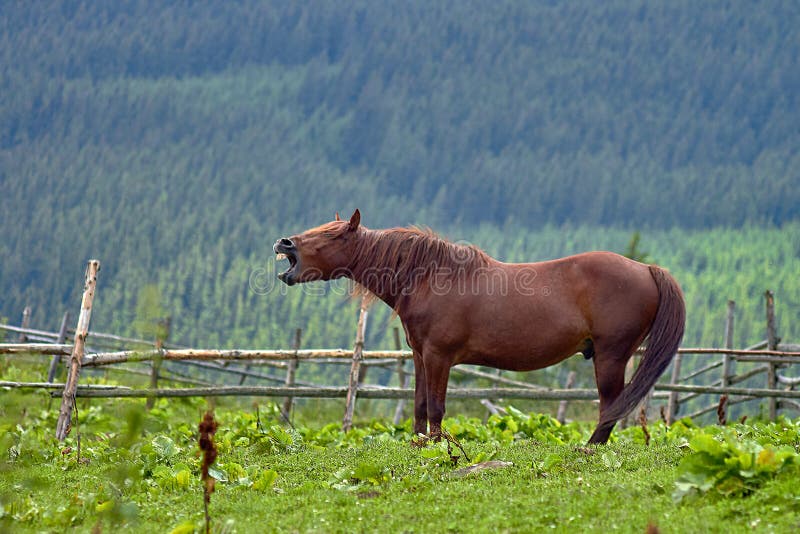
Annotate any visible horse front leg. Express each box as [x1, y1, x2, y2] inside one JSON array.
[[423, 350, 452, 441], [412, 350, 428, 435]]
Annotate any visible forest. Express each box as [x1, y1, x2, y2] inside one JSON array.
[[1, 1, 798, 359]]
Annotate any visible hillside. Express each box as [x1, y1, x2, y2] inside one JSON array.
[[1, 1, 798, 351]]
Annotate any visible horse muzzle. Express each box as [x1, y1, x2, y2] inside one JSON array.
[[273, 238, 298, 285]]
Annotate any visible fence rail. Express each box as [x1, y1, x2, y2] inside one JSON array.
[[57, 386, 604, 400]]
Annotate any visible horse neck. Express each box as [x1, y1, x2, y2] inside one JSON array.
[[346, 228, 408, 310]]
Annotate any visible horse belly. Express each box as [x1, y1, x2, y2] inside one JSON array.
[[458, 304, 588, 372], [458, 342, 584, 371], [460, 347, 578, 372]]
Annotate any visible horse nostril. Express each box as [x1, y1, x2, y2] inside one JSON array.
[[280, 238, 295, 248]]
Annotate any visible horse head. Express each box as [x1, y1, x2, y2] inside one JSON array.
[[274, 209, 361, 285]]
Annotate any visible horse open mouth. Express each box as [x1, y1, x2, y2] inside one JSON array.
[[273, 240, 298, 284]]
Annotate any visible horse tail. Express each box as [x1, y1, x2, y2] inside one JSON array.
[[597, 265, 685, 433]]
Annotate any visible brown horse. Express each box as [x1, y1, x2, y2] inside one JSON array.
[[274, 210, 685, 444]]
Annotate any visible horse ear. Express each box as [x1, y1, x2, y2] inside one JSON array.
[[348, 209, 361, 231], [335, 212, 341, 221]]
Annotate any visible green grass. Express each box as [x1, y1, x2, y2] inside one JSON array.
[[2, 387, 800, 534]]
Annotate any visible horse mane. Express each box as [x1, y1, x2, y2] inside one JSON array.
[[349, 226, 492, 303]]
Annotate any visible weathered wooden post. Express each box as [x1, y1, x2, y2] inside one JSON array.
[[342, 298, 368, 432], [46, 311, 71, 382], [666, 351, 683, 424], [721, 300, 735, 387], [765, 290, 778, 420], [55, 260, 100, 440], [282, 328, 302, 418], [714, 300, 736, 424], [17, 306, 32, 342], [392, 327, 408, 426], [556, 371, 577, 424], [146, 317, 170, 410]]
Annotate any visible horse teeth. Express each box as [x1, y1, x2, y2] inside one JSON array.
[[275, 253, 287, 261]]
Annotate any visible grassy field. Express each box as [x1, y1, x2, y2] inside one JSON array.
[[2, 376, 800, 534]]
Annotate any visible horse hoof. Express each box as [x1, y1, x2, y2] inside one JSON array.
[[575, 446, 596, 455]]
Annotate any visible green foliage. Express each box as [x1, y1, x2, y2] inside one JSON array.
[[252, 469, 279, 492], [329, 462, 394, 491], [673, 426, 800, 502], [2, 387, 800, 532]]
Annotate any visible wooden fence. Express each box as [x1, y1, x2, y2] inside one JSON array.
[[1, 259, 799, 440]]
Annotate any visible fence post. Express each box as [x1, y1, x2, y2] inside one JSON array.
[[721, 300, 735, 387], [146, 317, 170, 410], [666, 351, 683, 424], [765, 290, 778, 420], [46, 311, 71, 382], [282, 328, 302, 419], [18, 306, 32, 342], [342, 298, 368, 432], [392, 327, 408, 426], [712, 300, 736, 424], [556, 371, 577, 424], [55, 260, 100, 440]]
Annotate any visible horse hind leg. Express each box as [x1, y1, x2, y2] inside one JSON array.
[[587, 339, 639, 444]]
